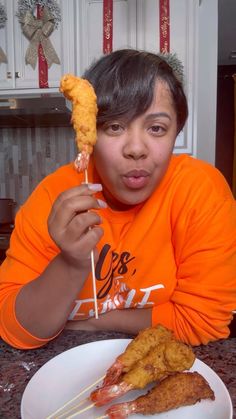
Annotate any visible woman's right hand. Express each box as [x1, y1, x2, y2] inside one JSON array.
[[47, 183, 106, 270]]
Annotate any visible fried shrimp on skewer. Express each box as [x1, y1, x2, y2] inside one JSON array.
[[60, 74, 98, 171], [106, 372, 215, 418], [90, 339, 196, 406], [103, 324, 173, 386], [60, 74, 99, 318]]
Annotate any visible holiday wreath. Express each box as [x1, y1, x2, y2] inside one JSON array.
[[16, 0, 61, 69]]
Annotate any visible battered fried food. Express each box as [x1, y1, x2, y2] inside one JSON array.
[[60, 74, 98, 171], [123, 338, 195, 388], [103, 324, 173, 386], [90, 338, 195, 406], [106, 372, 215, 418]]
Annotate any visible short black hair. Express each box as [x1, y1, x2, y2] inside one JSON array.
[[83, 49, 188, 134]]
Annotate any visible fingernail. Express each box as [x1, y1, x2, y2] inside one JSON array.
[[97, 199, 107, 208], [87, 183, 103, 191]]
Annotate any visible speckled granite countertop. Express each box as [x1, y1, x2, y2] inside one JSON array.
[[0, 330, 235, 419]]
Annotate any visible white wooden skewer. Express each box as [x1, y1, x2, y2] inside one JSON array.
[[55, 398, 88, 419], [45, 375, 105, 419], [85, 167, 99, 319], [66, 402, 94, 418]]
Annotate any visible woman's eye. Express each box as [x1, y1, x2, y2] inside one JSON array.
[[149, 125, 166, 135], [110, 124, 121, 131], [105, 123, 123, 135]]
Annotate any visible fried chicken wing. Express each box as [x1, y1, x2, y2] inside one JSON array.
[[106, 372, 215, 418], [60, 74, 98, 171], [90, 338, 195, 406], [103, 324, 173, 386]]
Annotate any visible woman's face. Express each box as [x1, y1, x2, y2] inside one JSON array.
[[93, 80, 178, 210]]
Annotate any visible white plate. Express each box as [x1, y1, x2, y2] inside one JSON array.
[[21, 339, 233, 419]]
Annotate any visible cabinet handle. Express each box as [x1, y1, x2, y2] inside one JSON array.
[[15, 72, 21, 78], [0, 99, 16, 109], [7, 72, 12, 79]]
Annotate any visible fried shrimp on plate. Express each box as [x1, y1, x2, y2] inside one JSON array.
[[103, 324, 173, 386], [106, 372, 215, 418], [90, 338, 195, 406]]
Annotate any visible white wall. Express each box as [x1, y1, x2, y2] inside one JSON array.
[[196, 0, 218, 164]]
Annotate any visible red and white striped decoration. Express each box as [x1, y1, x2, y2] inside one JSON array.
[[159, 0, 170, 53], [103, 0, 113, 54], [102, 1, 170, 55], [37, 5, 49, 88]]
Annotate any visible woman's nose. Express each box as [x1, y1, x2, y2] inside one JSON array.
[[123, 133, 148, 160]]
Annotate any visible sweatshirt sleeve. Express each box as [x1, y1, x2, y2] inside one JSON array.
[[0, 289, 62, 349], [0, 182, 59, 349], [152, 166, 236, 346]]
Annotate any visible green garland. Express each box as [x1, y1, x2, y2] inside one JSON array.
[[160, 52, 184, 84]]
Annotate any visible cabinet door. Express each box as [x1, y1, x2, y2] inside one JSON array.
[[0, 0, 15, 89], [13, 0, 76, 90], [75, 0, 137, 76], [0, 0, 76, 92], [136, 0, 199, 156], [75, 0, 198, 157]]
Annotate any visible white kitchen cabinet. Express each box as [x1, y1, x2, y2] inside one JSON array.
[[0, 0, 75, 93], [0, 0, 15, 90], [75, 0, 137, 75], [75, 0, 199, 156], [137, 0, 199, 156]]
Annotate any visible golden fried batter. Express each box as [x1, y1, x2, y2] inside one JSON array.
[[103, 325, 173, 385], [123, 339, 196, 388], [60, 74, 97, 170], [119, 324, 173, 372], [90, 337, 196, 406], [106, 372, 215, 418]]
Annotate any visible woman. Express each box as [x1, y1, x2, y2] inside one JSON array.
[[0, 49, 236, 349]]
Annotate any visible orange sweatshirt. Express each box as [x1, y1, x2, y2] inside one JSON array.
[[0, 154, 236, 349]]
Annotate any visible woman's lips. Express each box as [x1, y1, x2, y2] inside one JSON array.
[[122, 170, 150, 189]]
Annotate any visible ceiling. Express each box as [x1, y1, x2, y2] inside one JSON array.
[[218, 0, 236, 65]]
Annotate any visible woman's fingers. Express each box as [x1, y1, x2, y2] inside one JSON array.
[[69, 225, 104, 258], [48, 184, 105, 228], [49, 194, 102, 229], [54, 210, 102, 245], [50, 183, 102, 216], [60, 225, 104, 267], [47, 184, 106, 267]]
